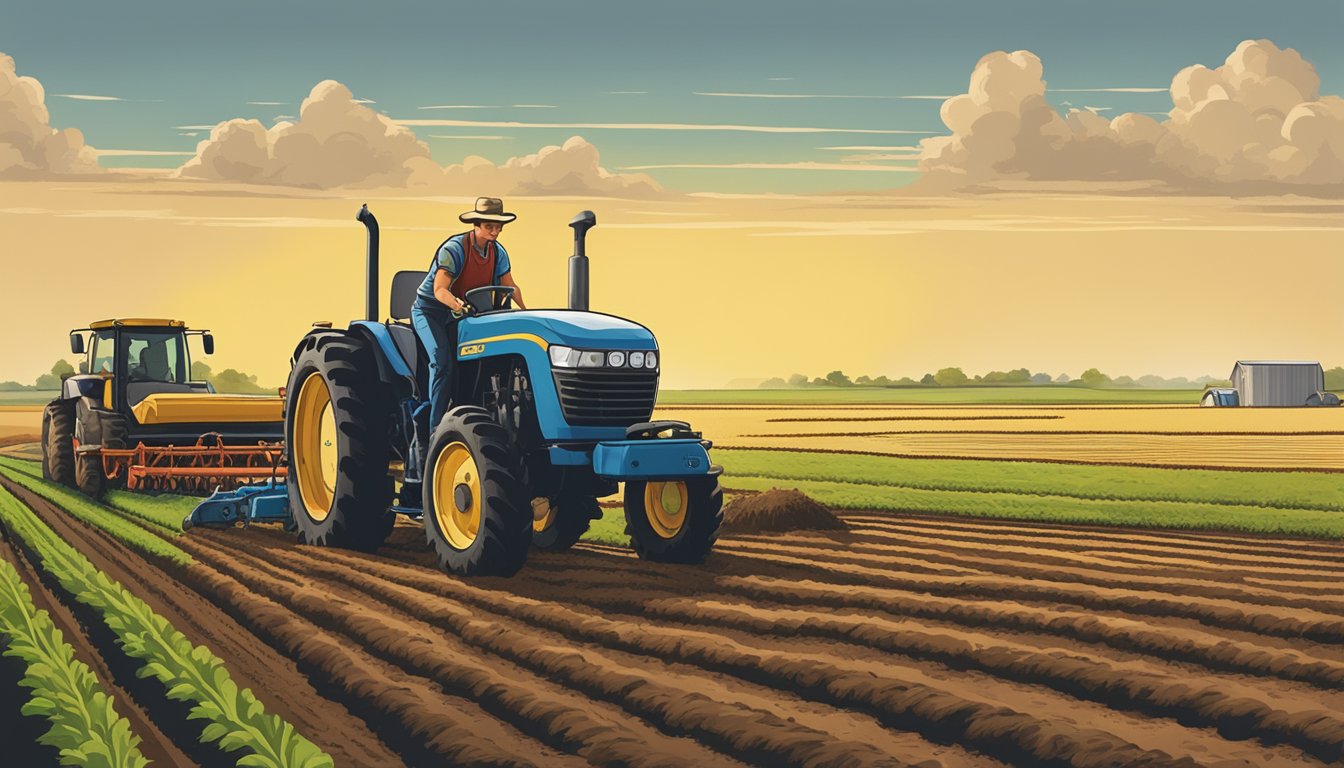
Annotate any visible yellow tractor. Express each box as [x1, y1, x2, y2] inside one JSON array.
[[43, 319, 285, 498]]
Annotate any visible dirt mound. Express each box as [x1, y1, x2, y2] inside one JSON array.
[[722, 488, 847, 533]]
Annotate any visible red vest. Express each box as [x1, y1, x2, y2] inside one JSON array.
[[451, 231, 497, 300]]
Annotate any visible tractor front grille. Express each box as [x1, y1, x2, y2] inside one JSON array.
[[552, 368, 658, 426]]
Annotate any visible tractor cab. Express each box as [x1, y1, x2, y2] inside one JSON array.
[[44, 319, 285, 498]]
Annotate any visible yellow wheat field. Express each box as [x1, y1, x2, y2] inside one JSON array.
[[655, 404, 1344, 470]]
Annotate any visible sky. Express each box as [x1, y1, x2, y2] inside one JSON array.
[[5, 0, 1342, 193]]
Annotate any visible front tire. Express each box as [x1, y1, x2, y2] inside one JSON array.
[[285, 333, 394, 552], [532, 493, 600, 551], [624, 476, 723, 563], [423, 406, 531, 576], [42, 400, 75, 487]]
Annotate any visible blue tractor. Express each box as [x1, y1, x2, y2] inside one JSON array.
[[266, 205, 722, 576]]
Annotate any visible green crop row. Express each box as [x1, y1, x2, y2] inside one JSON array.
[[0, 558, 148, 768], [715, 448, 1344, 512], [0, 485, 332, 767], [0, 457, 191, 564], [725, 474, 1344, 538]]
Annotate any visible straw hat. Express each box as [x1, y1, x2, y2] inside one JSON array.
[[459, 196, 517, 224]]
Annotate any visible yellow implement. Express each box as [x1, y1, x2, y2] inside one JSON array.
[[131, 393, 283, 425]]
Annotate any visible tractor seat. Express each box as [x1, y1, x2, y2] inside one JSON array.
[[387, 270, 430, 397]]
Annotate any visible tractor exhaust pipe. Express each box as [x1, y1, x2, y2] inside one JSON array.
[[357, 204, 379, 322], [568, 210, 596, 311]]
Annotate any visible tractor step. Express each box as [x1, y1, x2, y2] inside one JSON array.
[[183, 481, 291, 530]]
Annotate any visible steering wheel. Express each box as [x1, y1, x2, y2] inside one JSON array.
[[463, 285, 516, 314]]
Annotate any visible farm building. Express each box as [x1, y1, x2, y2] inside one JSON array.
[[1229, 361, 1324, 406]]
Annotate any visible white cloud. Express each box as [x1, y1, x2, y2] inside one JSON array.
[[54, 93, 123, 101], [247, 101, 286, 106], [176, 80, 434, 187], [176, 81, 658, 196], [397, 118, 936, 135], [512, 104, 556, 109], [441, 135, 664, 198], [0, 53, 102, 178], [917, 40, 1344, 194], [419, 104, 501, 110]]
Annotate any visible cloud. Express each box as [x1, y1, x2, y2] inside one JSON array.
[[175, 80, 659, 196], [1048, 87, 1167, 93], [441, 135, 664, 198], [94, 149, 194, 157], [917, 40, 1344, 194], [0, 53, 102, 178], [55, 93, 123, 101], [695, 92, 953, 101], [176, 80, 434, 187]]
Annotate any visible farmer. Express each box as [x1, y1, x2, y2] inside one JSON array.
[[412, 196, 528, 428]]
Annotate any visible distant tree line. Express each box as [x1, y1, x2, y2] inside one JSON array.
[[0, 359, 276, 395], [750, 366, 1330, 389]]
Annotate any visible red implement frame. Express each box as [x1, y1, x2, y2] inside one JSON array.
[[100, 433, 286, 494]]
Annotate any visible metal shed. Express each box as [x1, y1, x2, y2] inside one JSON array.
[[1230, 361, 1324, 407]]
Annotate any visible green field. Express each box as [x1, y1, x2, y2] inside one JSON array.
[[0, 390, 58, 406], [716, 448, 1344, 538], [656, 387, 1203, 406]]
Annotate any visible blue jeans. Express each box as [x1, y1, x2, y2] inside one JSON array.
[[411, 299, 457, 429]]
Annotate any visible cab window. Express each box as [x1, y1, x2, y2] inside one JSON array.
[[123, 332, 187, 384], [89, 331, 116, 375]]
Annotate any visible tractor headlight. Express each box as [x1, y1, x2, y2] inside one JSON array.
[[645, 351, 658, 369], [607, 351, 626, 367], [629, 351, 645, 368], [549, 345, 578, 367]]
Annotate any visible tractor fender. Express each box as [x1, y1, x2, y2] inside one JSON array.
[[348, 321, 414, 392], [61, 374, 105, 403]]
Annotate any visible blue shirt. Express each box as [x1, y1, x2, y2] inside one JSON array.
[[416, 233, 512, 303]]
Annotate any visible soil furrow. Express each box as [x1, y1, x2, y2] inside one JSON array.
[[187, 531, 752, 768], [770, 523, 1344, 582], [254, 537, 1198, 768], [553, 589, 1344, 762], [844, 514, 1344, 561], [696, 545, 1344, 641], [2, 477, 408, 767], [716, 535, 1344, 612], [201, 530, 925, 768]]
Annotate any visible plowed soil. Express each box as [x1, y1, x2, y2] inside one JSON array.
[[7, 473, 1344, 766]]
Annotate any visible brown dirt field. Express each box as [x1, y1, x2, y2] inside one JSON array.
[[8, 478, 1344, 765]]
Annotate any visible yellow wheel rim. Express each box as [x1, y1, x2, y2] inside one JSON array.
[[432, 441, 482, 550], [644, 481, 688, 539], [532, 497, 556, 534], [293, 372, 337, 522]]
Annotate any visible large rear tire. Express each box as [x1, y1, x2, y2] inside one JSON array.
[[41, 400, 75, 487], [285, 333, 394, 552], [423, 406, 531, 576], [532, 493, 600, 551], [624, 476, 723, 563]]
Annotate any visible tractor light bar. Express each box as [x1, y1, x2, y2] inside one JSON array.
[[549, 345, 658, 369]]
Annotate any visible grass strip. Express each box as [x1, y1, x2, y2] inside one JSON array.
[[0, 484, 333, 767], [0, 558, 148, 768], [716, 448, 1344, 512], [0, 458, 191, 564], [726, 474, 1344, 538]]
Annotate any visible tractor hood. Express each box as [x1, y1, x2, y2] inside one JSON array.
[[458, 310, 656, 351]]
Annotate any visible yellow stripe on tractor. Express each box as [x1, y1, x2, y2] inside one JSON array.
[[458, 333, 550, 357], [132, 393, 284, 425]]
